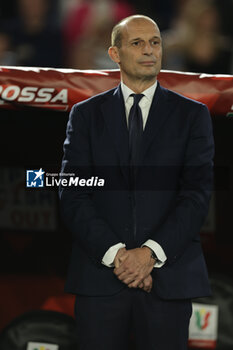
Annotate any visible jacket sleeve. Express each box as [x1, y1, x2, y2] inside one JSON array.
[[59, 104, 121, 265], [150, 103, 215, 265]]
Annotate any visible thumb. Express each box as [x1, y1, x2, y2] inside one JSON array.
[[114, 253, 128, 268], [114, 258, 120, 268], [119, 253, 128, 263]]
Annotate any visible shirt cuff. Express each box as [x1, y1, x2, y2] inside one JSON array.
[[142, 239, 167, 268], [102, 243, 126, 267]]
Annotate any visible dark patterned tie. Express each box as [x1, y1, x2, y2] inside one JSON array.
[[128, 93, 144, 184]]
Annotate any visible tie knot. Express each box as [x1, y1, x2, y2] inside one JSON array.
[[131, 93, 144, 105]]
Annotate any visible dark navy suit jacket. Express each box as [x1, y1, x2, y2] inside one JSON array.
[[59, 82, 214, 299]]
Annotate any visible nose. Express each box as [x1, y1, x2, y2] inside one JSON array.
[[142, 42, 153, 55]]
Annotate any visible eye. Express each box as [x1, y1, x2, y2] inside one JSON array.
[[132, 41, 140, 46], [151, 40, 160, 46]]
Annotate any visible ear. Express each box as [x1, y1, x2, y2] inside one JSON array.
[[108, 46, 120, 64]]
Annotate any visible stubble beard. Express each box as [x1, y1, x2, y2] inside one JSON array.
[[133, 67, 160, 83], [133, 60, 161, 81], [120, 61, 161, 87]]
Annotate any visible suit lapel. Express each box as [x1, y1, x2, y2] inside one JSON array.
[[142, 83, 175, 160], [100, 83, 176, 182], [101, 85, 130, 183]]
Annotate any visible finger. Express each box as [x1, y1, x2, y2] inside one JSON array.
[[142, 284, 151, 292], [114, 257, 125, 269], [114, 262, 128, 275], [143, 280, 152, 288], [114, 263, 133, 277], [118, 270, 140, 284], [128, 279, 142, 289], [118, 274, 135, 285], [117, 251, 129, 262], [114, 251, 129, 269], [122, 278, 135, 286], [145, 283, 153, 292], [115, 270, 130, 280], [118, 253, 129, 262], [116, 272, 136, 286], [115, 256, 128, 269]]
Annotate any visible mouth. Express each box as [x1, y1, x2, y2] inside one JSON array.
[[139, 61, 156, 66]]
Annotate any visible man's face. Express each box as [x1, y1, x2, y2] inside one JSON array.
[[115, 19, 162, 82]]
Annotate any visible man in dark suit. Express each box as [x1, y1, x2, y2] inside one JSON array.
[[59, 15, 214, 350]]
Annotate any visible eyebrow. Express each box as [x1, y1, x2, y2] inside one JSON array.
[[129, 36, 161, 42]]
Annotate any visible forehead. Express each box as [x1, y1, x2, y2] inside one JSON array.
[[121, 19, 160, 42]]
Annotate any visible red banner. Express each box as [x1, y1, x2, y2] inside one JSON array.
[[0, 66, 232, 116], [188, 340, 217, 349]]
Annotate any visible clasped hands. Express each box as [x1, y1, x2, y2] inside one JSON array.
[[113, 247, 155, 293]]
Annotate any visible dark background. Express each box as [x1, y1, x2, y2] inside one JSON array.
[[0, 101, 232, 350], [0, 107, 232, 277]]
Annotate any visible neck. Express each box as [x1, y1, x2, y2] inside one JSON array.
[[121, 76, 157, 93]]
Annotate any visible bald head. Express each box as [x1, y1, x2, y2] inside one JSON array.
[[111, 15, 160, 48], [108, 14, 162, 91]]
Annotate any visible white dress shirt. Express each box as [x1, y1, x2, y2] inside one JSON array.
[[102, 81, 167, 268]]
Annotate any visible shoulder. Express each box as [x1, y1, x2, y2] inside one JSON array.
[[158, 84, 213, 138], [71, 86, 117, 113], [159, 83, 208, 113]]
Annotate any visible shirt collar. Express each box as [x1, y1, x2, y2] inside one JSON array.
[[121, 80, 158, 104]]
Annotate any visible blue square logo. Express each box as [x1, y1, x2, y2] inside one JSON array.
[[26, 169, 45, 187]]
